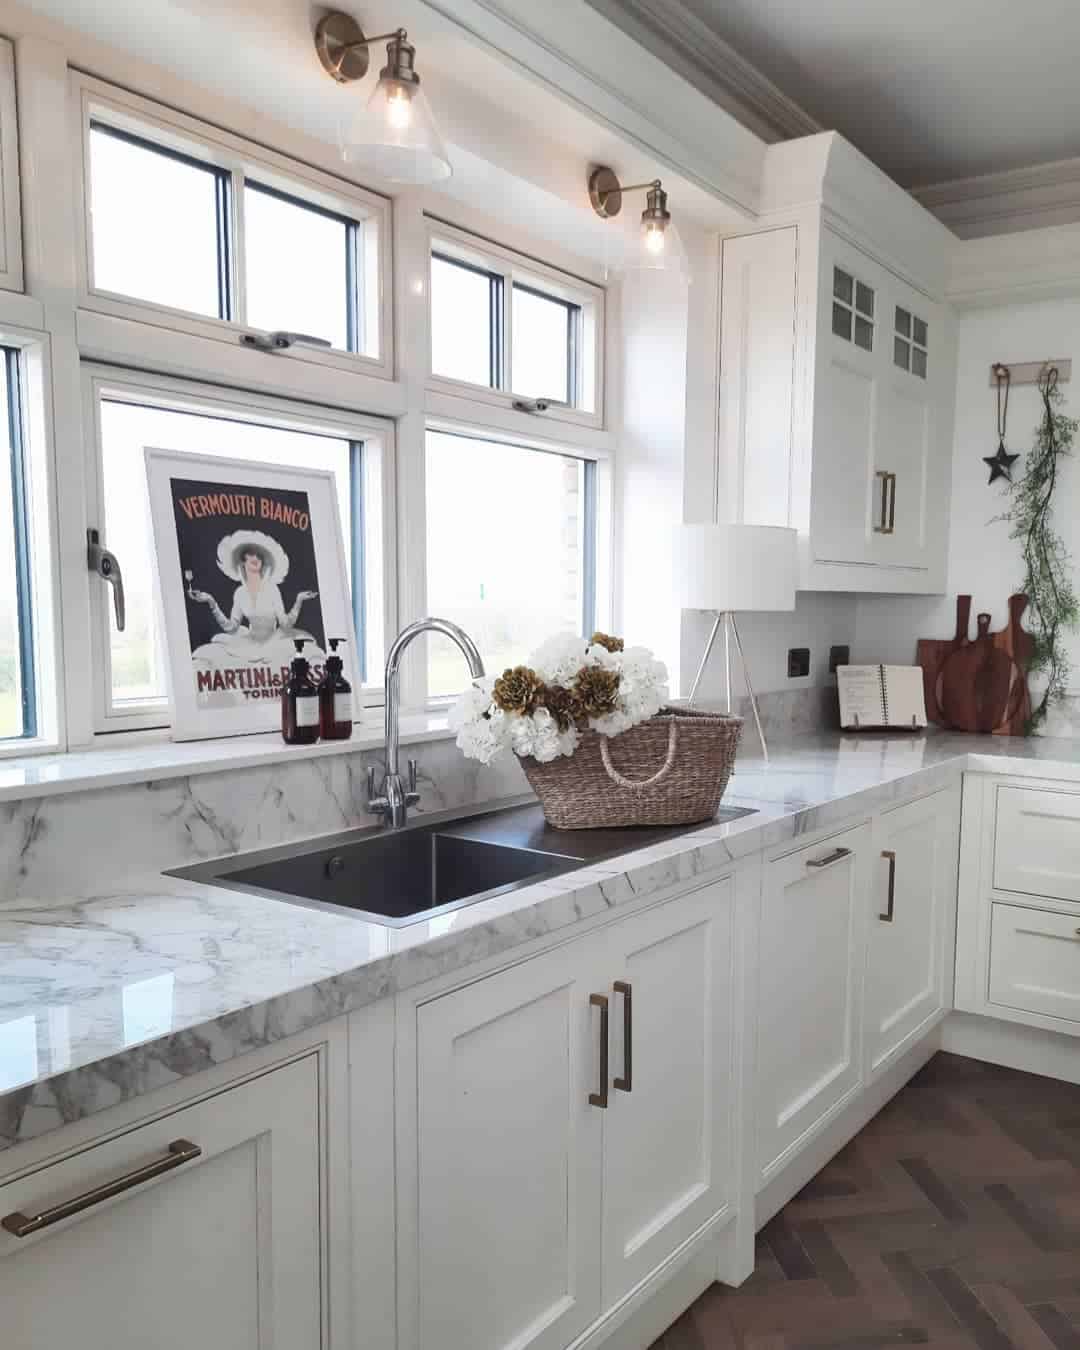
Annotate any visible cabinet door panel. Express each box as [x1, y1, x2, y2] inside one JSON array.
[[812, 357, 876, 565], [0, 1055, 323, 1350], [994, 786, 1080, 903], [757, 827, 867, 1184], [415, 947, 603, 1350], [872, 379, 931, 571], [866, 790, 958, 1076], [602, 878, 735, 1305], [989, 904, 1080, 1026]]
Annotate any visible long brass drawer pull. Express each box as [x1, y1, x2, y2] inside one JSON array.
[[806, 846, 852, 870], [1, 1139, 202, 1238], [880, 850, 897, 922], [614, 981, 632, 1093], [589, 994, 609, 1109]]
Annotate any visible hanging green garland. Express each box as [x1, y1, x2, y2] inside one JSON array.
[[999, 368, 1079, 730]]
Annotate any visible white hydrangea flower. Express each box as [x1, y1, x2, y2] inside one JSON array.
[[455, 707, 510, 765], [448, 678, 494, 732], [528, 633, 589, 688]]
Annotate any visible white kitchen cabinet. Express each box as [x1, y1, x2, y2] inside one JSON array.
[[413, 936, 605, 1350], [993, 785, 1080, 903], [0, 1053, 324, 1350], [403, 875, 738, 1350], [601, 878, 736, 1306], [756, 825, 868, 1186], [864, 787, 960, 1079], [713, 135, 954, 594], [988, 903, 1080, 1027]]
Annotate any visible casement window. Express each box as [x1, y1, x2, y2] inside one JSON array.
[[424, 428, 599, 698], [427, 223, 603, 426], [0, 337, 57, 752], [75, 76, 391, 375], [84, 370, 395, 733]]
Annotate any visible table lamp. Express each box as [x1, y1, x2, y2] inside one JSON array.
[[674, 523, 798, 761]]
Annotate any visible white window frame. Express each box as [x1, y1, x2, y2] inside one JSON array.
[[0, 322, 63, 759], [0, 38, 23, 295], [71, 73, 394, 382], [81, 365, 398, 735], [425, 218, 605, 432]]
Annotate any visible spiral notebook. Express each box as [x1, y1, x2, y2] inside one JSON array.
[[837, 665, 927, 731]]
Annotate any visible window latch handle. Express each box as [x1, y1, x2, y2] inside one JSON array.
[[87, 527, 125, 632], [512, 398, 550, 414], [240, 330, 333, 353]]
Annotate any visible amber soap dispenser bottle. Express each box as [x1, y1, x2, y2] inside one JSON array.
[[282, 639, 320, 745], [318, 638, 353, 741]]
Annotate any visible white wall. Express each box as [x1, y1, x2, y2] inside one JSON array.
[[853, 296, 1080, 716]]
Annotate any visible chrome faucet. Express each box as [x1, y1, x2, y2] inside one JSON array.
[[366, 617, 486, 828]]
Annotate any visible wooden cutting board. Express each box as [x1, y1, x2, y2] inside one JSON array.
[[938, 612, 1019, 734], [991, 594, 1033, 736], [916, 594, 971, 725]]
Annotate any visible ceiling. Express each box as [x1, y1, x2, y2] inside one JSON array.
[[596, 0, 1080, 190]]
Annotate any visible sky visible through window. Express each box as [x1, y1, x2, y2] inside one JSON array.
[[425, 430, 588, 697]]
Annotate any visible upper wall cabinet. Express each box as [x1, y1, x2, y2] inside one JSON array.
[[0, 38, 23, 293], [716, 134, 955, 594]]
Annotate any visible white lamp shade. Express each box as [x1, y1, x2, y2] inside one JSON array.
[[674, 523, 797, 612]]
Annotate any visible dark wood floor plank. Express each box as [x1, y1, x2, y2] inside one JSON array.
[[649, 1053, 1080, 1350]]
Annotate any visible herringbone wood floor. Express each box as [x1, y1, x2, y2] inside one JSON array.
[[650, 1052, 1080, 1350]]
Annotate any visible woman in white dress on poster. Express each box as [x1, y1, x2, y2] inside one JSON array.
[[185, 529, 322, 700]]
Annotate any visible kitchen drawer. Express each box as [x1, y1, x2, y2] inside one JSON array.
[[989, 903, 1080, 1027], [993, 786, 1080, 904], [0, 1054, 323, 1350]]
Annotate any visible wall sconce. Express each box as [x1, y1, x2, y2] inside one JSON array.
[[588, 166, 687, 278], [315, 11, 451, 185]]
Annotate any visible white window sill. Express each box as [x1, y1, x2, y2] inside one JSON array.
[[0, 714, 455, 804]]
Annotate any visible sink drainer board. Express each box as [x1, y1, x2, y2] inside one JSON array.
[[172, 798, 757, 928]]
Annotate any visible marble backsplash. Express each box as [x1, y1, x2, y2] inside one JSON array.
[[1, 686, 842, 902], [1, 735, 527, 901]]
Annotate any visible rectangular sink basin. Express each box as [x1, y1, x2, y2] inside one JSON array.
[[172, 799, 757, 928]]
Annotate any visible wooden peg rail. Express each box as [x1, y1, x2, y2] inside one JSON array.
[[988, 359, 1071, 387]]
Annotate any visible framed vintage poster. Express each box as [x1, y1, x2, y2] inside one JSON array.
[[145, 447, 358, 741]]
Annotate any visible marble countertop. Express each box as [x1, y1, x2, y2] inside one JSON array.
[[4, 729, 1080, 1152]]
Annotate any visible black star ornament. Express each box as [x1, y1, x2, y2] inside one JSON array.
[[984, 439, 1020, 485]]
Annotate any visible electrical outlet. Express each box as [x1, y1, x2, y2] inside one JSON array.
[[829, 645, 850, 674], [787, 647, 810, 679]]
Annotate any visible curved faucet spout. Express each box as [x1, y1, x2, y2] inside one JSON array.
[[370, 617, 486, 828]]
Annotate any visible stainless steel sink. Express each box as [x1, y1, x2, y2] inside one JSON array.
[[171, 798, 757, 928]]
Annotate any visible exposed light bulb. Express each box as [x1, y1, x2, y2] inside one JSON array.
[[385, 85, 413, 131], [644, 223, 666, 255]]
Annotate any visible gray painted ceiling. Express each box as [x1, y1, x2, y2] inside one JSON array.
[[607, 0, 1080, 188]]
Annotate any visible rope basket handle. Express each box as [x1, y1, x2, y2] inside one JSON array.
[[599, 720, 679, 790]]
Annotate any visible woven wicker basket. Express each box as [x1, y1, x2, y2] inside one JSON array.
[[519, 706, 743, 830]]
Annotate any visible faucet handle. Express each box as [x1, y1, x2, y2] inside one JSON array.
[[407, 757, 420, 805], [366, 764, 388, 814]]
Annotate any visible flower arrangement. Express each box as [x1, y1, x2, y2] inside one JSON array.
[[450, 632, 669, 765]]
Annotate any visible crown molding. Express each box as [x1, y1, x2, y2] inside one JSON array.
[[947, 220, 1080, 309], [584, 0, 820, 144], [913, 157, 1080, 239]]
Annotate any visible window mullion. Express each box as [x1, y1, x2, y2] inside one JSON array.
[[229, 167, 246, 327], [498, 265, 512, 393], [5, 350, 36, 739], [346, 222, 361, 355]]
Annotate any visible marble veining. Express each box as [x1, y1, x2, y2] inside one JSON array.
[[4, 730, 1080, 1153]]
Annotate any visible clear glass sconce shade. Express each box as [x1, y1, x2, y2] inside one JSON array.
[[341, 77, 452, 185], [625, 215, 688, 280]]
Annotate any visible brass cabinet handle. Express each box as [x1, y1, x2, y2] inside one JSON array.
[[806, 846, 852, 870], [873, 471, 896, 535], [1, 1139, 202, 1238], [589, 993, 609, 1109], [613, 981, 632, 1093], [880, 850, 897, 922]]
